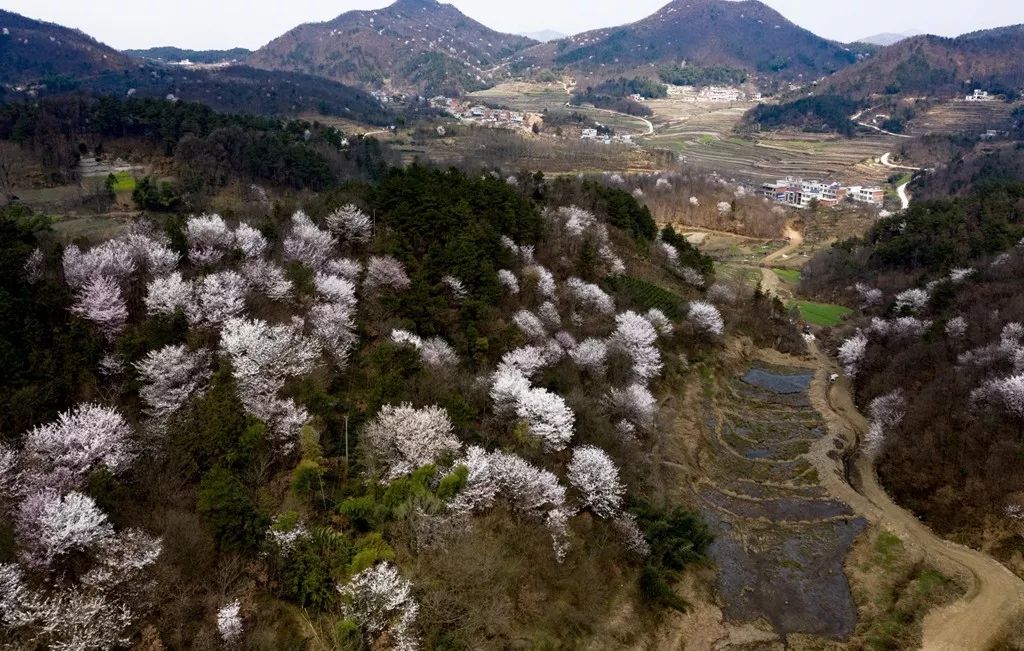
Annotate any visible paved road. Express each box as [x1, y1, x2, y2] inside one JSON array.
[[880, 152, 921, 211]]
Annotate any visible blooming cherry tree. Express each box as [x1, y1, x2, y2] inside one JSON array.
[[866, 390, 906, 455], [187, 271, 248, 327], [217, 600, 244, 645], [186, 214, 234, 266], [22, 404, 135, 492], [687, 301, 724, 336], [607, 383, 657, 431], [233, 223, 267, 259], [135, 345, 212, 426], [565, 277, 615, 315], [326, 204, 373, 245], [363, 404, 460, 481], [283, 211, 337, 270], [838, 330, 868, 377], [567, 446, 625, 518], [338, 562, 419, 651], [570, 338, 609, 376], [513, 309, 548, 341], [515, 387, 574, 452], [145, 272, 194, 317], [497, 269, 519, 295], [609, 311, 663, 383], [365, 256, 411, 293], [72, 275, 128, 340], [17, 490, 113, 567]]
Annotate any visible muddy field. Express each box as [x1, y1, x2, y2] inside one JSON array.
[[698, 365, 867, 639]]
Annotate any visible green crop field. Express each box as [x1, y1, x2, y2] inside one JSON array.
[[607, 275, 687, 318], [773, 268, 802, 284], [790, 300, 852, 327], [109, 172, 136, 192]]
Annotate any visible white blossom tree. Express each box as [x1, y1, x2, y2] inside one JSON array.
[[338, 562, 419, 651], [310, 302, 358, 368], [186, 214, 234, 266], [62, 243, 136, 289], [558, 205, 597, 239], [187, 271, 248, 327], [606, 383, 657, 432], [838, 330, 868, 377], [283, 211, 337, 270], [513, 309, 548, 341], [314, 273, 358, 310], [866, 390, 906, 455], [565, 278, 615, 315], [687, 300, 724, 336], [363, 404, 460, 481], [217, 600, 244, 645], [569, 338, 608, 376], [497, 269, 519, 295], [945, 316, 968, 340], [567, 446, 625, 518], [448, 446, 569, 560], [220, 317, 322, 445], [71, 275, 128, 340], [609, 311, 663, 383], [326, 204, 373, 245], [645, 309, 673, 338], [523, 265, 556, 299], [441, 276, 467, 302], [973, 374, 1024, 419], [243, 259, 293, 302], [21, 403, 135, 493], [16, 490, 113, 567], [24, 247, 44, 284], [489, 366, 532, 412], [135, 345, 212, 426], [365, 256, 411, 293], [326, 257, 364, 281], [515, 387, 574, 452], [895, 288, 930, 314], [855, 283, 884, 308], [233, 223, 267, 259], [145, 272, 194, 317]]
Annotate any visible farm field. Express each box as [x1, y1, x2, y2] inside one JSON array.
[[908, 100, 1020, 136], [790, 300, 853, 327]]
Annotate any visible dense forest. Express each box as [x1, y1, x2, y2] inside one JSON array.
[[657, 64, 748, 87], [570, 78, 665, 117], [0, 96, 394, 203], [0, 154, 804, 648], [743, 95, 861, 136]]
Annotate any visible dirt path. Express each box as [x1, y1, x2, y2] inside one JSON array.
[[795, 344, 1024, 651], [761, 220, 803, 267]]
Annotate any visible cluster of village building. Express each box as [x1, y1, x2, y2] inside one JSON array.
[[759, 177, 885, 208], [428, 96, 537, 129]]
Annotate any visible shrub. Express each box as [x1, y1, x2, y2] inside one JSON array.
[[196, 467, 269, 551]]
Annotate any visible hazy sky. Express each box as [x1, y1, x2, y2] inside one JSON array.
[[3, 0, 1022, 50]]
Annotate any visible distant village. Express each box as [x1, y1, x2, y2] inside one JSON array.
[[759, 177, 885, 208], [428, 96, 540, 131]]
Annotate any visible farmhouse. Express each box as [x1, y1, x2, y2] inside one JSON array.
[[760, 177, 881, 208]]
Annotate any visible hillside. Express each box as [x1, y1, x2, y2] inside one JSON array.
[[856, 31, 921, 47], [247, 0, 537, 95], [124, 46, 252, 64], [0, 10, 389, 123], [0, 9, 134, 83], [817, 26, 1024, 100], [517, 0, 857, 84]]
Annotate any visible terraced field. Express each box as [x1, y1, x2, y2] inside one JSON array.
[[908, 100, 1019, 136], [698, 365, 866, 639]]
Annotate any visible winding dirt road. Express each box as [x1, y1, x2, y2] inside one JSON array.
[[806, 348, 1024, 650]]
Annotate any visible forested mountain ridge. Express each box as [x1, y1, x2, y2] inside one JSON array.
[[0, 10, 391, 122], [815, 25, 1024, 100], [516, 0, 857, 84], [247, 0, 537, 95]]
